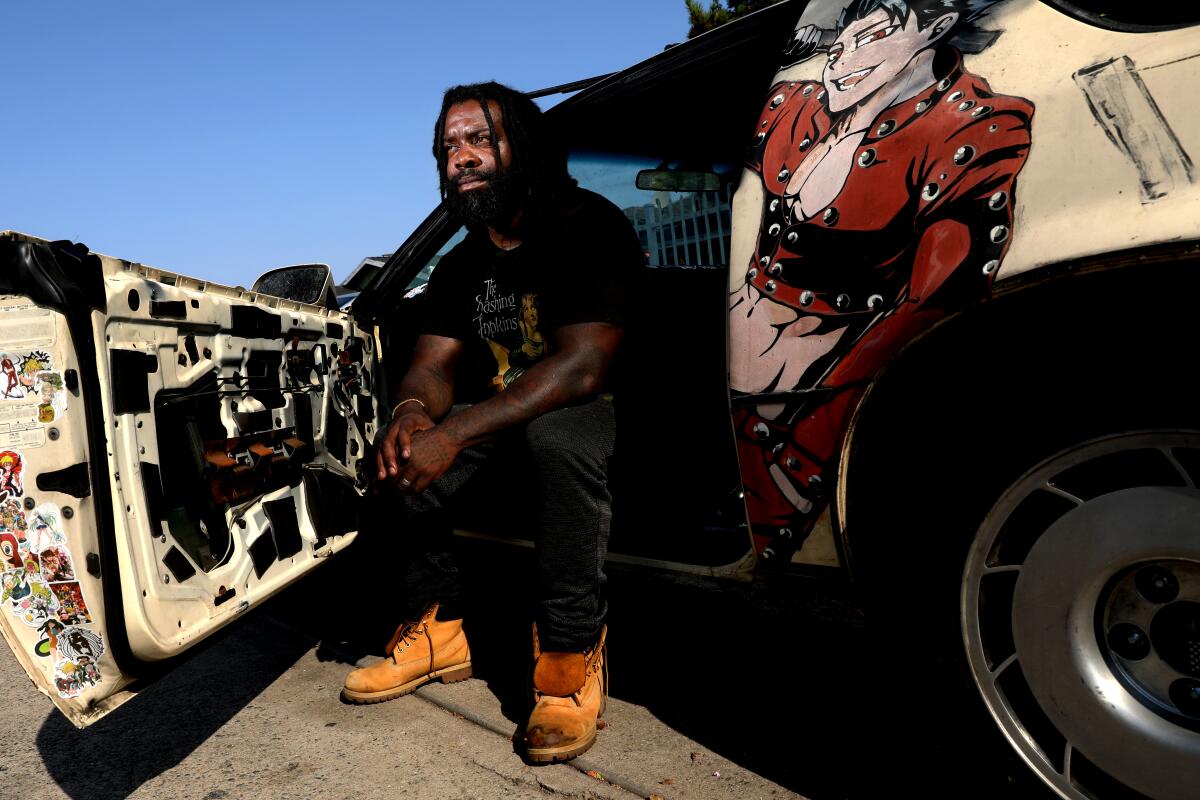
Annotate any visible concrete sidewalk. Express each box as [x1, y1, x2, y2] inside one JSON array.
[[0, 605, 805, 800], [0, 539, 884, 800]]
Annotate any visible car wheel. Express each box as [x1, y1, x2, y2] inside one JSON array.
[[961, 430, 1200, 800]]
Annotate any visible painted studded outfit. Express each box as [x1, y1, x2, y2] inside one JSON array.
[[735, 49, 1034, 544]]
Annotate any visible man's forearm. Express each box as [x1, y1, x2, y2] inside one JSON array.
[[437, 347, 604, 449], [393, 363, 455, 421]]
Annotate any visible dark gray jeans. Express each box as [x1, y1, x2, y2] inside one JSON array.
[[382, 396, 616, 652]]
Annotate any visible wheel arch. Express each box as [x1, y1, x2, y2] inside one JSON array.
[[836, 240, 1200, 582]]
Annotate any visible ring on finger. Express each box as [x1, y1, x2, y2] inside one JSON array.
[[398, 477, 413, 488]]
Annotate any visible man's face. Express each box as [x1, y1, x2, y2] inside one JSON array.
[[442, 100, 519, 225], [823, 8, 942, 112]]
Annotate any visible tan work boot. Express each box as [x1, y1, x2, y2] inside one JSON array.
[[341, 603, 472, 704], [523, 624, 608, 763]]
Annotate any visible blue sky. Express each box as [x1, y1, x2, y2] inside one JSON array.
[[2, 1, 690, 286]]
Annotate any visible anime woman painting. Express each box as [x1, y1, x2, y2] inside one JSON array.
[[729, 0, 1033, 547]]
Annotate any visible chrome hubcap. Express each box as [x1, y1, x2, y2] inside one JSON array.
[[1102, 561, 1200, 726]]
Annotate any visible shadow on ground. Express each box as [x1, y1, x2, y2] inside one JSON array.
[[41, 534, 1049, 800], [274, 537, 888, 799], [292, 537, 1051, 800], [35, 617, 311, 800]]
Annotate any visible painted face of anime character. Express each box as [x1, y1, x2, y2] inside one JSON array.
[[823, 6, 957, 112]]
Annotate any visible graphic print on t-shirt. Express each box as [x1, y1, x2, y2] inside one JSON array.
[[474, 278, 544, 392]]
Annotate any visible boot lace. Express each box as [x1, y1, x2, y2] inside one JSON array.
[[390, 622, 424, 659]]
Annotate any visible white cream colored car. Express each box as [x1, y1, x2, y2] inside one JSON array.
[[2, 2, 1198, 798]]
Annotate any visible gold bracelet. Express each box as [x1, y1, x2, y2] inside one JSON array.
[[391, 398, 426, 419]]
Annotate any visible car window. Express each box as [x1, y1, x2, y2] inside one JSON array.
[[404, 226, 466, 296], [1042, 0, 1200, 29], [408, 152, 737, 292], [570, 151, 736, 269]]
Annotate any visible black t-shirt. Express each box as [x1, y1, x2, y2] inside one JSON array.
[[421, 187, 642, 401]]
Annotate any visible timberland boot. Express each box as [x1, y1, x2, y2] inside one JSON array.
[[341, 603, 472, 704], [523, 623, 608, 763]]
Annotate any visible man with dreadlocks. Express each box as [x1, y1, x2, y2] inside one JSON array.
[[342, 81, 640, 763]]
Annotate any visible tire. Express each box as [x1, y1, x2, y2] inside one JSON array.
[[960, 430, 1200, 800], [859, 428, 1200, 800], [844, 260, 1200, 798]]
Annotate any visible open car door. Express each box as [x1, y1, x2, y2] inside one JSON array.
[[0, 231, 377, 727]]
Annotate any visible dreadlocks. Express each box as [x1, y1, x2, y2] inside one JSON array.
[[433, 81, 575, 229]]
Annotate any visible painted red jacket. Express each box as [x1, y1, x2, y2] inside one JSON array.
[[735, 50, 1034, 541]]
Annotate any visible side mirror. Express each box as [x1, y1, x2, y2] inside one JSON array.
[[635, 168, 721, 193], [252, 264, 338, 310]]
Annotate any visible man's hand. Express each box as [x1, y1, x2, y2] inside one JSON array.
[[376, 410, 435, 483], [395, 427, 461, 494], [374, 334, 463, 487]]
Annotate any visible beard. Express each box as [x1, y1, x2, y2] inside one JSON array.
[[445, 167, 525, 227]]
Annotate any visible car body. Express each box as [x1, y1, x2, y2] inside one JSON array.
[[2, 1, 1198, 797]]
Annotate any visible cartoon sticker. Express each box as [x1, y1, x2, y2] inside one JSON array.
[[16, 352, 49, 397], [1, 568, 31, 604], [37, 371, 65, 424], [55, 657, 102, 697], [0, 349, 68, 449], [24, 504, 64, 552], [49, 582, 91, 625], [38, 546, 75, 582], [35, 618, 64, 658], [16, 580, 58, 628], [52, 626, 104, 699], [0, 497, 28, 538], [0, 532, 22, 570], [1, 356, 21, 400], [0, 497, 104, 698], [0, 450, 24, 502], [57, 626, 104, 663]]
